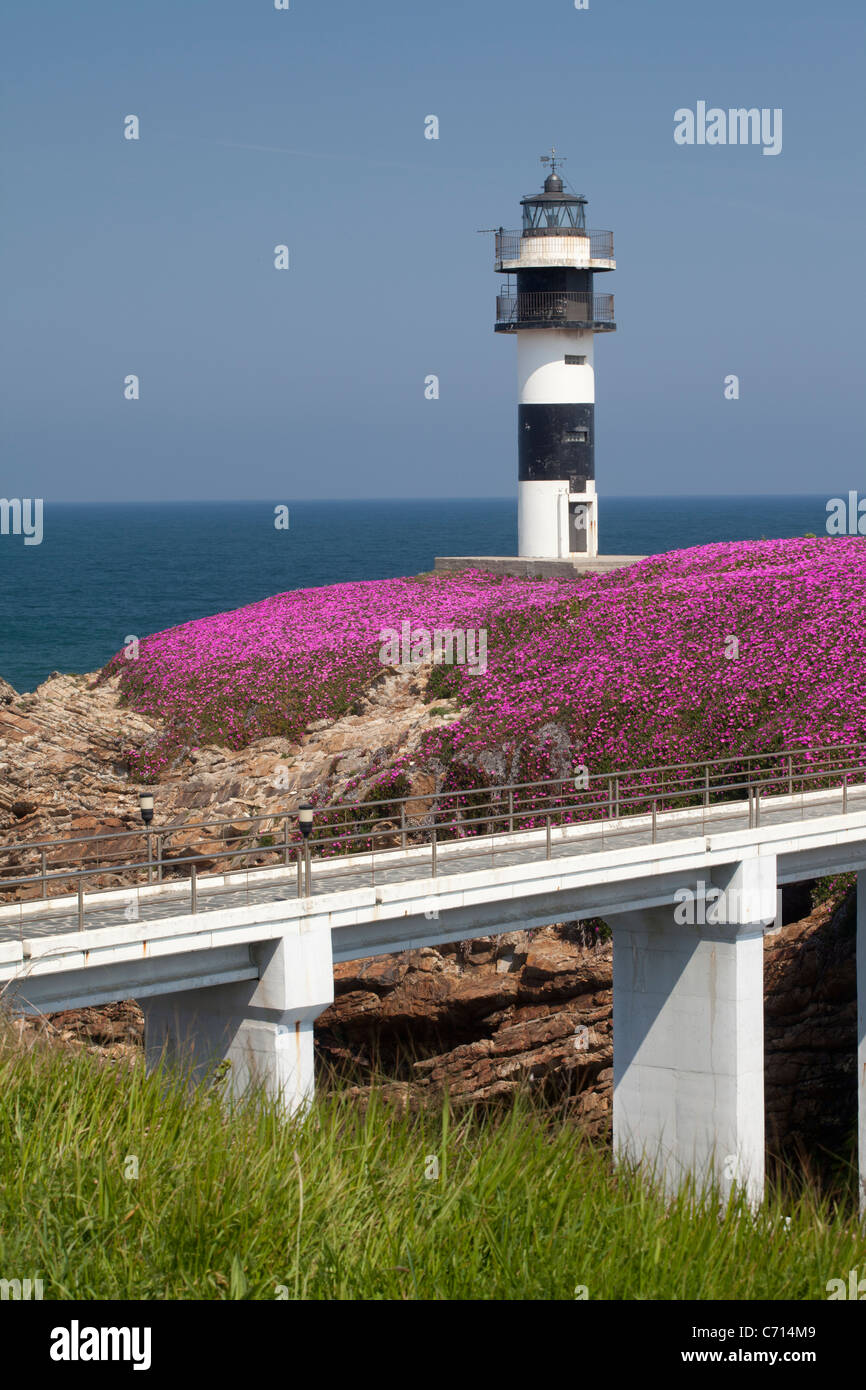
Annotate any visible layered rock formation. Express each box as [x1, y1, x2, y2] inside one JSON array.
[[0, 667, 457, 883], [764, 889, 857, 1156]]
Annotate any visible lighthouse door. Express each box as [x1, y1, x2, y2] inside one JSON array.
[[569, 500, 589, 554]]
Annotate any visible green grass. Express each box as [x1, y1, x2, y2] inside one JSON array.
[[0, 1027, 862, 1300]]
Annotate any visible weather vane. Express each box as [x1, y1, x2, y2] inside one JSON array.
[[540, 147, 566, 177]]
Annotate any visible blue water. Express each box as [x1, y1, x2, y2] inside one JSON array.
[[0, 496, 833, 692]]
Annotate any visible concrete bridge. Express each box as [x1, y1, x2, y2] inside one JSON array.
[[1, 753, 864, 1210]]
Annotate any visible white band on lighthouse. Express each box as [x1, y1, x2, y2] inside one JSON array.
[[518, 478, 598, 560], [517, 330, 595, 406]]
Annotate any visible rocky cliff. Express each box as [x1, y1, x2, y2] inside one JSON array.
[[0, 666, 451, 871]]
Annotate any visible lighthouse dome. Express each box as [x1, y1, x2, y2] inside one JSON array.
[[543, 171, 564, 193]]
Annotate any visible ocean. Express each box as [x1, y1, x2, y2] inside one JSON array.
[[0, 496, 834, 693]]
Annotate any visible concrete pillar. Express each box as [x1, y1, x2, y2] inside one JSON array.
[[611, 857, 777, 1205], [858, 877, 866, 1215], [141, 928, 334, 1114]]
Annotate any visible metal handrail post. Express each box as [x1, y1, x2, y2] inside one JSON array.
[[40, 851, 47, 899], [400, 805, 407, 849], [283, 816, 291, 866], [546, 814, 552, 859], [77, 876, 84, 929], [788, 754, 793, 796], [651, 799, 657, 843], [843, 772, 848, 815], [156, 833, 163, 884], [508, 788, 514, 834], [190, 863, 197, 913], [304, 841, 311, 898], [431, 828, 438, 877], [146, 830, 153, 886], [703, 765, 709, 808], [297, 847, 303, 898]]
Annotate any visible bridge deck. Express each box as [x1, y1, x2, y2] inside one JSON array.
[[2, 785, 861, 947]]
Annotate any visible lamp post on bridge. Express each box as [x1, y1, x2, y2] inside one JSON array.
[[298, 801, 313, 898], [139, 791, 155, 886]]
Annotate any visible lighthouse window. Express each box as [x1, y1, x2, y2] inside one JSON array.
[[564, 429, 588, 444], [565, 355, 587, 365]]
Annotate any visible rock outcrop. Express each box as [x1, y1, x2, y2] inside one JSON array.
[[318, 924, 614, 1134], [764, 889, 857, 1156], [0, 667, 460, 883]]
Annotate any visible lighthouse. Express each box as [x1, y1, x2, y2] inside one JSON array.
[[494, 152, 616, 559]]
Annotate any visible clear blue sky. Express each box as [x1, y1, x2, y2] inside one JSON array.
[[2, 0, 864, 501]]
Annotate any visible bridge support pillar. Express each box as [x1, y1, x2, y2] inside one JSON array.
[[141, 928, 334, 1114], [858, 877, 866, 1215], [611, 857, 777, 1206]]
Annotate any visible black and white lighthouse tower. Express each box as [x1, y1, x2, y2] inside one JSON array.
[[494, 152, 616, 559]]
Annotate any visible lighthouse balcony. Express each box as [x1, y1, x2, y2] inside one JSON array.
[[495, 291, 616, 333], [494, 229, 615, 272]]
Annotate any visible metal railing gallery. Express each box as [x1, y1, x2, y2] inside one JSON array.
[[494, 229, 615, 266], [1, 742, 865, 927], [495, 291, 615, 327]]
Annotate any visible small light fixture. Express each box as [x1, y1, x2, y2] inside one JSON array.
[[139, 792, 154, 826], [298, 802, 314, 839]]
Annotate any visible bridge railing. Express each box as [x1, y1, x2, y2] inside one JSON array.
[[1, 742, 865, 922]]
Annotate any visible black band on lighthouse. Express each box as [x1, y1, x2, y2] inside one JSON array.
[[517, 403, 594, 484]]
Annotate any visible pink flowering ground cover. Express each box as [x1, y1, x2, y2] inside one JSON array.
[[106, 538, 866, 791]]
